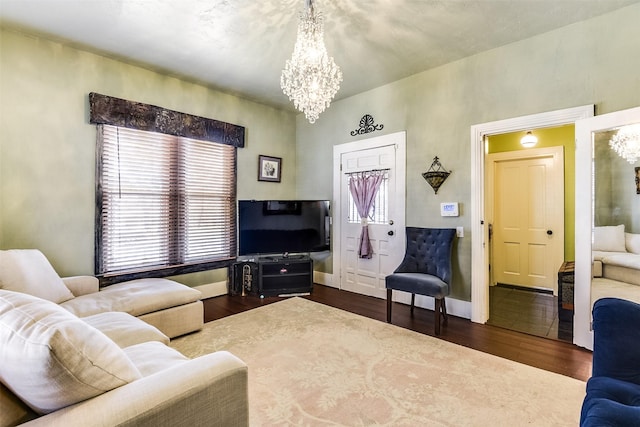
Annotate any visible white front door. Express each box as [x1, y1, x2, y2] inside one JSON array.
[[487, 147, 565, 293], [332, 132, 406, 299]]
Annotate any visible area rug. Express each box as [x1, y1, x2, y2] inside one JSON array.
[[170, 297, 585, 426]]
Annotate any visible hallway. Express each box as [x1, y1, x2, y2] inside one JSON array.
[[487, 284, 573, 343]]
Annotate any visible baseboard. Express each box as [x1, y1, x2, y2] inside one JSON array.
[[194, 281, 228, 299], [392, 292, 472, 320], [194, 274, 472, 320], [313, 272, 470, 319], [313, 271, 334, 287]]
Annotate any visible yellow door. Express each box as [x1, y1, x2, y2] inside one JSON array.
[[488, 147, 564, 293]]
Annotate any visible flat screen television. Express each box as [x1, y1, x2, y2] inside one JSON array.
[[238, 200, 330, 256]]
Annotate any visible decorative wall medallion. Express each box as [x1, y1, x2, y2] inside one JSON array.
[[422, 156, 451, 194], [350, 114, 384, 136]]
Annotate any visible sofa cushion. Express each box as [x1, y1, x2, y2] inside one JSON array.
[[593, 225, 626, 252], [602, 253, 640, 270], [626, 233, 640, 255], [82, 311, 170, 347], [0, 290, 141, 414], [60, 278, 202, 318], [581, 376, 640, 426], [0, 249, 74, 304], [123, 341, 189, 377]]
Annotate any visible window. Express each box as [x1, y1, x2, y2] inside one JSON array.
[[346, 170, 389, 224], [96, 125, 236, 283]]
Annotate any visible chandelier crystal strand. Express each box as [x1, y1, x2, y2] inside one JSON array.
[[609, 124, 640, 164], [281, 0, 342, 124]]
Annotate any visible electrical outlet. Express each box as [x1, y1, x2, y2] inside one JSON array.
[[456, 227, 464, 238]]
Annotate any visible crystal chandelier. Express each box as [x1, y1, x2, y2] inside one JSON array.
[[609, 124, 640, 164], [281, 0, 342, 124]]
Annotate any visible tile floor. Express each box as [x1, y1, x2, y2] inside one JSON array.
[[487, 284, 573, 343]]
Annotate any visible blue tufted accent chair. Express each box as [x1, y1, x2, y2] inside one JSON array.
[[580, 297, 640, 426], [385, 227, 455, 335]]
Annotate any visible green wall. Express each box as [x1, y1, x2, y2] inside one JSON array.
[[488, 125, 576, 261], [0, 28, 297, 286], [295, 4, 640, 301], [2, 4, 640, 297]]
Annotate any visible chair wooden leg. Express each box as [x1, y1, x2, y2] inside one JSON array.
[[386, 289, 392, 323], [410, 293, 415, 315], [442, 298, 448, 326], [434, 298, 442, 335]]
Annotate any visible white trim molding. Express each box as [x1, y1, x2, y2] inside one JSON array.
[[469, 105, 594, 336], [194, 281, 228, 299], [574, 106, 640, 350]]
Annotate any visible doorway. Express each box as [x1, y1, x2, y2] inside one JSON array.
[[485, 140, 568, 340], [332, 131, 406, 299], [469, 105, 595, 346]]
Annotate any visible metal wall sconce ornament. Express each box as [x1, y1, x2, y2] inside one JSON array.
[[350, 114, 384, 136], [422, 156, 451, 194]]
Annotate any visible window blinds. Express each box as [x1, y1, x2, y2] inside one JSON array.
[[97, 125, 237, 278]]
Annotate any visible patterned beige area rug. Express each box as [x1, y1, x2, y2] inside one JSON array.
[[170, 297, 585, 426]]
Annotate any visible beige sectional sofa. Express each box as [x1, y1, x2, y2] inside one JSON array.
[[0, 290, 248, 426], [0, 249, 249, 426], [592, 225, 640, 304], [0, 249, 204, 338]]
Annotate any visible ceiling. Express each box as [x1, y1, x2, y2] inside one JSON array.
[[1, 0, 638, 112]]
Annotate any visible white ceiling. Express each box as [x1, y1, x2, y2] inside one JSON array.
[[1, 0, 638, 111]]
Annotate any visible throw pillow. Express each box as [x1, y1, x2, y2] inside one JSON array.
[[593, 225, 626, 252], [626, 233, 640, 255], [0, 290, 141, 414], [0, 249, 74, 303]]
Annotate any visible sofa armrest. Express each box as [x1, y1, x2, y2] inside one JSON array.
[[592, 298, 640, 384], [61, 276, 99, 296], [21, 351, 249, 427]]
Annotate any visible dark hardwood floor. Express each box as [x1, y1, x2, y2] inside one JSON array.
[[203, 284, 593, 382]]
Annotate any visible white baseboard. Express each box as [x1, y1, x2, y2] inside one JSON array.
[[313, 272, 471, 319], [194, 281, 228, 299], [414, 295, 472, 319], [197, 274, 472, 320], [393, 292, 471, 319], [313, 271, 334, 287]]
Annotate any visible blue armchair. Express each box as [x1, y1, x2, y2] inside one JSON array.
[[385, 227, 455, 335], [580, 297, 640, 426]]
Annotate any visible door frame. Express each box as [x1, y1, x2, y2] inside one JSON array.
[[470, 105, 594, 331], [486, 146, 565, 293], [574, 106, 640, 350], [332, 131, 407, 291]]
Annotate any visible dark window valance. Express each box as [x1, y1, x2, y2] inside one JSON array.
[[88, 92, 245, 148]]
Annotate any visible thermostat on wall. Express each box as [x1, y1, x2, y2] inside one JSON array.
[[440, 202, 459, 217]]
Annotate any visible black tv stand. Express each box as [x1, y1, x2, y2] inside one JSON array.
[[261, 253, 306, 262], [257, 255, 313, 297]]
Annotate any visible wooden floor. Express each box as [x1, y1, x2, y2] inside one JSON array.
[[203, 284, 593, 382]]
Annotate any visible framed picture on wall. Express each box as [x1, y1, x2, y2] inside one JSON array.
[[636, 167, 639, 194], [258, 155, 282, 182]]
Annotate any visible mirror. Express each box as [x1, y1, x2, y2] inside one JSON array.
[[575, 106, 640, 350]]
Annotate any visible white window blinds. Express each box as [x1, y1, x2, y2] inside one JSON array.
[[96, 125, 236, 279]]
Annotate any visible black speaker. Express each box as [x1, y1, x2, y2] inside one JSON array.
[[229, 262, 258, 296]]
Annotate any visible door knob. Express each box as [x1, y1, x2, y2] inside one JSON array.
[[388, 230, 394, 236], [389, 220, 394, 225], [547, 230, 553, 235]]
